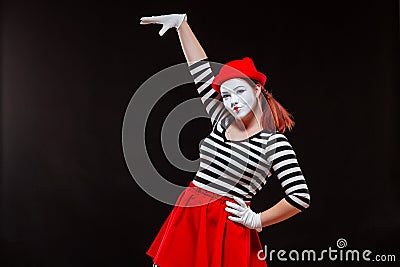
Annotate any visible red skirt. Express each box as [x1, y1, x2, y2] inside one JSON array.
[[146, 181, 267, 267]]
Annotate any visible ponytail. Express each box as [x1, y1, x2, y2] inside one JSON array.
[[260, 86, 295, 133], [241, 78, 295, 133]]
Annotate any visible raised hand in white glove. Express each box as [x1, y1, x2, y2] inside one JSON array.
[[140, 14, 187, 36], [225, 196, 263, 232]]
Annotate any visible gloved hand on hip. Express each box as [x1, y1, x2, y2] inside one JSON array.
[[140, 14, 187, 36], [225, 196, 263, 232]]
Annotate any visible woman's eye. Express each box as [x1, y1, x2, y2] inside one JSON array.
[[222, 95, 230, 98], [237, 89, 245, 93]]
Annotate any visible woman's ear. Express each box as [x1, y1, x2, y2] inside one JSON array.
[[255, 84, 262, 98]]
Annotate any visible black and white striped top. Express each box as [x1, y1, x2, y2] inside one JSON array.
[[188, 58, 310, 211]]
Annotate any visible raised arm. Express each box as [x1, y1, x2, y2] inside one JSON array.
[[140, 14, 206, 65], [176, 20, 207, 65], [140, 13, 231, 127]]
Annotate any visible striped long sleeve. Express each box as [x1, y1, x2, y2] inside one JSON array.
[[264, 133, 311, 211], [188, 58, 231, 127]]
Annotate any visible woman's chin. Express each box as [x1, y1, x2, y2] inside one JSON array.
[[231, 112, 250, 121]]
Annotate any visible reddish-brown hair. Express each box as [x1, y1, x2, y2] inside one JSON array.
[[260, 86, 295, 133], [244, 78, 295, 133]]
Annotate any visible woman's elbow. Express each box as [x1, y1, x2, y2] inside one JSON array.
[[301, 192, 311, 210]]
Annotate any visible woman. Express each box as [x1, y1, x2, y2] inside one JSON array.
[[140, 13, 311, 267]]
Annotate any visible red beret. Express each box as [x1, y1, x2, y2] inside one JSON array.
[[212, 57, 267, 93]]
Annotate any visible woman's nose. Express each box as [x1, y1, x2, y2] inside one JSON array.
[[231, 94, 239, 105]]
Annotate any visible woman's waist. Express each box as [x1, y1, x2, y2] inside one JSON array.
[[187, 180, 251, 205]]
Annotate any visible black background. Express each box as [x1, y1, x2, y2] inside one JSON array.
[[1, 0, 399, 266]]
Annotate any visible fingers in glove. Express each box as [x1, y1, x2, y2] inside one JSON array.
[[159, 24, 170, 36], [225, 200, 245, 211], [139, 17, 159, 24], [228, 216, 242, 223], [225, 207, 242, 217], [233, 196, 247, 207]]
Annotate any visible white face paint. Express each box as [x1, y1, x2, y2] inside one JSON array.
[[220, 78, 259, 119]]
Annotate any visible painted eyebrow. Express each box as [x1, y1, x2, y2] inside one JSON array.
[[221, 86, 246, 95]]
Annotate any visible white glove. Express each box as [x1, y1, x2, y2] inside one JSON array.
[[140, 14, 187, 36], [225, 196, 263, 232]]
